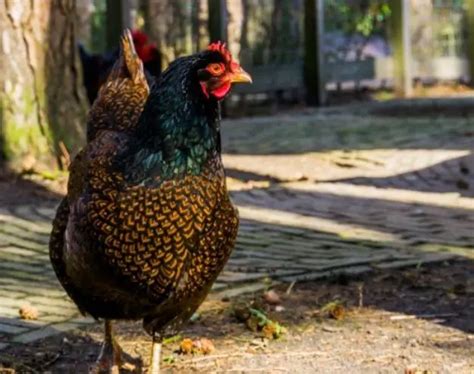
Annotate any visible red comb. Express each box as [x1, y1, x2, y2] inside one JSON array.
[[207, 41, 232, 62], [131, 29, 148, 47], [138, 43, 159, 63]]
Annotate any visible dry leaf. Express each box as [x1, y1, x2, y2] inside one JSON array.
[[179, 338, 194, 354], [195, 338, 215, 354], [262, 322, 278, 339], [246, 316, 260, 332], [405, 368, 433, 374], [263, 290, 281, 305], [19, 305, 38, 320], [321, 300, 346, 320], [330, 304, 346, 320]]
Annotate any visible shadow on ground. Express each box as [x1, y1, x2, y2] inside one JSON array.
[[0, 166, 64, 207], [222, 100, 474, 156], [335, 153, 474, 198], [0, 259, 472, 373]]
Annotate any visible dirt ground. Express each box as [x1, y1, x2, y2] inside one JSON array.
[[1, 102, 474, 373], [0, 259, 472, 374]]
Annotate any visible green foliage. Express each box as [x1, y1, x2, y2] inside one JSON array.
[[248, 308, 286, 339], [90, 0, 107, 52], [325, 0, 392, 37], [163, 335, 183, 345], [162, 355, 176, 364]]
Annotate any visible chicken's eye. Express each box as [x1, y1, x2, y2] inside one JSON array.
[[207, 63, 225, 76]]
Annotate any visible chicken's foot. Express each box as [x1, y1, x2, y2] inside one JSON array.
[[148, 334, 162, 374], [90, 320, 122, 374]]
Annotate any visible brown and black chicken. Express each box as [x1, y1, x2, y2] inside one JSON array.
[[50, 30, 252, 373], [79, 29, 161, 105]]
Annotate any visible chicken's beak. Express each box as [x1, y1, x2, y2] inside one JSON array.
[[230, 68, 252, 84]]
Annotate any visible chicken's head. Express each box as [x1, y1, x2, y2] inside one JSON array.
[[197, 41, 252, 100], [131, 30, 148, 48]]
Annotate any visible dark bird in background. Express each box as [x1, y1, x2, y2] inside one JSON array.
[[79, 29, 162, 105], [50, 30, 252, 373]]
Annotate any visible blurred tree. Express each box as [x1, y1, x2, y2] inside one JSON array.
[[390, 0, 413, 97], [0, 0, 88, 170], [226, 0, 243, 59], [325, 0, 391, 61], [208, 0, 227, 44], [236, 0, 304, 67], [90, 0, 108, 53], [270, 0, 297, 63], [191, 0, 210, 52], [77, 0, 93, 47], [144, 0, 193, 68], [325, 0, 391, 37], [410, 0, 433, 77], [304, 0, 325, 105], [468, 0, 474, 84], [106, 0, 132, 50]]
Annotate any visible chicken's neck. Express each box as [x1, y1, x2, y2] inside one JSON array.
[[123, 75, 221, 184]]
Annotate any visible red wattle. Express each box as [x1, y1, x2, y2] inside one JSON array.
[[211, 81, 231, 99]]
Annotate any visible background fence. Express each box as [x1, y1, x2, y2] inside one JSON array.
[[82, 0, 474, 105]]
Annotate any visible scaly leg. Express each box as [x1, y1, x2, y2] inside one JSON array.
[[91, 320, 122, 374], [148, 334, 162, 374]]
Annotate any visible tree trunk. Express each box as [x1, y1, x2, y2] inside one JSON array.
[[76, 0, 92, 46], [0, 0, 87, 171], [410, 0, 432, 78], [146, 0, 193, 69], [227, 0, 243, 59], [191, 0, 209, 52], [106, 0, 132, 51]]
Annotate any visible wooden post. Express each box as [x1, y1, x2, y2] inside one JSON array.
[[390, 0, 413, 97], [466, 0, 474, 84], [304, 0, 325, 106], [208, 0, 228, 116], [208, 0, 228, 43], [106, 0, 132, 50]]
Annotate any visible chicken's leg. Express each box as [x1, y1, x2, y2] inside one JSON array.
[[91, 320, 122, 374], [148, 334, 162, 374]]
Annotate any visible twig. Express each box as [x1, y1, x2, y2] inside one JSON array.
[[41, 353, 61, 369], [357, 282, 364, 308], [183, 350, 327, 365], [58, 141, 71, 168], [285, 281, 296, 295], [389, 313, 458, 321], [224, 367, 288, 372]]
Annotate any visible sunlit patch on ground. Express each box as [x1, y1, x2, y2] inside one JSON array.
[[0, 105, 473, 371]]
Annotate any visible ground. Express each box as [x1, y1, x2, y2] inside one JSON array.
[[0, 98, 473, 373], [1, 261, 473, 373]]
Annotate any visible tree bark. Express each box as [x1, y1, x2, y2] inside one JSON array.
[[226, 0, 242, 59], [76, 0, 92, 46], [146, 0, 193, 68], [0, 0, 88, 171], [191, 0, 209, 52], [410, 0, 432, 77]]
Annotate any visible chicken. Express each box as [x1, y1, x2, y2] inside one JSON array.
[[79, 29, 161, 104], [50, 30, 252, 373]]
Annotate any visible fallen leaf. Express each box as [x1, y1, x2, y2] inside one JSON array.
[[195, 338, 215, 354], [330, 304, 346, 320], [321, 300, 346, 320], [19, 305, 38, 320], [179, 338, 194, 354], [233, 304, 251, 322], [263, 290, 281, 305], [163, 355, 176, 364]]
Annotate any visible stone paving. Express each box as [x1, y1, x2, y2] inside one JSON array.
[[1, 102, 473, 349]]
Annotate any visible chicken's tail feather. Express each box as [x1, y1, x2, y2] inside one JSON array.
[[120, 29, 146, 84]]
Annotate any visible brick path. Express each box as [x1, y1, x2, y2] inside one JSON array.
[[1, 103, 473, 349]]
